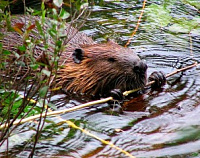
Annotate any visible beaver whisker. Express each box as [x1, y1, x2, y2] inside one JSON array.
[[96, 74, 111, 94], [121, 74, 128, 90], [125, 75, 134, 90], [135, 73, 146, 89], [114, 74, 125, 89]]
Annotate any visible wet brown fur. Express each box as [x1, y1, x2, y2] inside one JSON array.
[[56, 41, 147, 96], [1, 15, 147, 97]]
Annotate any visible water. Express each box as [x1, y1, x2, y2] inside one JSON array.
[[1, 0, 200, 157]]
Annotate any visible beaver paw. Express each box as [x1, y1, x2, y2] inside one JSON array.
[[149, 71, 166, 89], [110, 89, 124, 101]]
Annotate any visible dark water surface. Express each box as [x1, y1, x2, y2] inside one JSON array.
[[1, 0, 200, 157]]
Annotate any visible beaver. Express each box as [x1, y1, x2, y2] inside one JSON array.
[[1, 15, 165, 99]]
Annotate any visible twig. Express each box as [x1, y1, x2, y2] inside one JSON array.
[[125, 0, 147, 47], [0, 97, 113, 129], [189, 33, 194, 59], [0, 62, 198, 130], [0, 62, 198, 158], [47, 107, 136, 158], [165, 62, 198, 78], [65, 119, 136, 158], [124, 61, 199, 96]]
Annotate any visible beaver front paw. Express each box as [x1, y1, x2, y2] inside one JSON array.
[[148, 71, 166, 89], [110, 89, 124, 101]]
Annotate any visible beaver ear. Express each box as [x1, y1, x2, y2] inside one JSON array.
[[73, 48, 84, 64], [106, 38, 117, 45], [106, 38, 111, 42]]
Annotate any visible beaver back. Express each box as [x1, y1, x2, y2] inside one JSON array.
[[1, 15, 94, 64], [1, 15, 147, 97]]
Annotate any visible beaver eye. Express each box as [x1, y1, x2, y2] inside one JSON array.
[[108, 58, 116, 62]]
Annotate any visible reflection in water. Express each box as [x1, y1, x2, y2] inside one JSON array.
[[1, 0, 200, 157]]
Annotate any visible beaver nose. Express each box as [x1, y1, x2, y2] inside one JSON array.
[[133, 61, 147, 73]]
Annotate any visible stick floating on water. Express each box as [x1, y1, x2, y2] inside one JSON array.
[[0, 62, 198, 129]]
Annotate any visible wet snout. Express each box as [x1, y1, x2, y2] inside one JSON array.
[[133, 61, 147, 74]]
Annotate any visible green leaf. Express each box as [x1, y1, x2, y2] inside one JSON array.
[[3, 50, 11, 55], [30, 64, 39, 70], [23, 105, 41, 117], [49, 29, 57, 38], [32, 10, 42, 16], [42, 69, 51, 77], [0, 89, 5, 93], [41, 1, 45, 11], [0, 1, 9, 10], [52, 8, 58, 16], [56, 40, 62, 47], [35, 21, 43, 36], [39, 86, 49, 98], [18, 45, 26, 51], [42, 10, 46, 24], [59, 8, 70, 20], [47, 103, 57, 110], [53, 0, 63, 8], [17, 61, 25, 67], [14, 52, 20, 59], [80, 3, 89, 9]]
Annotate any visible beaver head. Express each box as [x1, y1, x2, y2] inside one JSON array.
[[56, 40, 147, 97]]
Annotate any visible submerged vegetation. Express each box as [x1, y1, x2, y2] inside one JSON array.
[[144, 1, 200, 33]]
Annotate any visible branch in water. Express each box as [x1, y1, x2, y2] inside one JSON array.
[[0, 62, 198, 129]]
